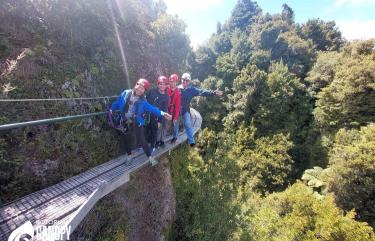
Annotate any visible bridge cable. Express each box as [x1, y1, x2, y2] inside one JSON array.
[[0, 96, 118, 102]]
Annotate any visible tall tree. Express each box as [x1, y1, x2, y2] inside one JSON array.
[[230, 29, 252, 69], [234, 130, 294, 194], [191, 46, 217, 81], [249, 16, 291, 51], [255, 62, 312, 139], [223, 64, 267, 131], [281, 3, 294, 24], [305, 51, 340, 98], [196, 76, 227, 131], [298, 18, 344, 51], [314, 53, 375, 132], [327, 125, 375, 227], [151, 14, 191, 74], [215, 53, 241, 87], [253, 62, 313, 173], [249, 14, 316, 77], [211, 31, 232, 55], [169, 136, 239, 241], [272, 31, 316, 77], [227, 0, 261, 31], [235, 182, 375, 241]]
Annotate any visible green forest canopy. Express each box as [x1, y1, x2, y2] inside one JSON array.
[[173, 0, 375, 240], [0, 0, 374, 240]]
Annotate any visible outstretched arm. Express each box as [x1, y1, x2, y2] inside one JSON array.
[[158, 96, 169, 123], [143, 101, 172, 121], [194, 87, 223, 97]]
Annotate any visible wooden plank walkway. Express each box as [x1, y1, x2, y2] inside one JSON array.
[[1, 109, 202, 241]]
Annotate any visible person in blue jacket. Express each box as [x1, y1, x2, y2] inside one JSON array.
[[179, 73, 223, 147], [110, 78, 172, 166]]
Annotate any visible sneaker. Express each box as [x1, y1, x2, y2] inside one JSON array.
[[190, 143, 196, 147], [149, 157, 158, 166], [124, 154, 133, 164], [170, 137, 177, 144]]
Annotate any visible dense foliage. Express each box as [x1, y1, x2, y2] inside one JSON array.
[[1, 0, 374, 240], [237, 183, 374, 241], [327, 125, 375, 227], [171, 0, 375, 240]]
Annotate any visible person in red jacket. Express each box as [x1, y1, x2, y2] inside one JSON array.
[[167, 74, 181, 143]]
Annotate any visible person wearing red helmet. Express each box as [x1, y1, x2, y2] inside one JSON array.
[[110, 78, 172, 166], [167, 74, 181, 143], [146, 75, 170, 151]]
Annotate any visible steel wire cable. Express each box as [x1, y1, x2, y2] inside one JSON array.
[[0, 96, 117, 130], [0, 96, 118, 102]]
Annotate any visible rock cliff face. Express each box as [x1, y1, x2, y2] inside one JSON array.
[[71, 156, 176, 241], [122, 156, 176, 241], [0, 0, 190, 204]]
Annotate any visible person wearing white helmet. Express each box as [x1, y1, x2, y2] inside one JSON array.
[[179, 73, 223, 147]]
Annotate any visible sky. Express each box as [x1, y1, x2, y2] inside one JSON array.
[[163, 0, 375, 48]]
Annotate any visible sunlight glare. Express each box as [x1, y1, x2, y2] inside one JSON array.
[[107, 0, 131, 88]]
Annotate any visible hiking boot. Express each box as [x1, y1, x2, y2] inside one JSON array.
[[170, 137, 177, 144], [149, 157, 158, 166], [124, 154, 133, 164], [159, 141, 165, 148], [155, 141, 161, 148]]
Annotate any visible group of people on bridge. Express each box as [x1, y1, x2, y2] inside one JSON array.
[[109, 73, 223, 166]]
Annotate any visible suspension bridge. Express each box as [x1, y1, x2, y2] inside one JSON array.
[[0, 98, 202, 241]]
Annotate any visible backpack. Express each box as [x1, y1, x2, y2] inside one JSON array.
[[107, 91, 132, 133]]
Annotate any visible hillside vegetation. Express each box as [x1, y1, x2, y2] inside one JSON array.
[[0, 0, 190, 202], [0, 0, 374, 240], [169, 1, 375, 240]]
